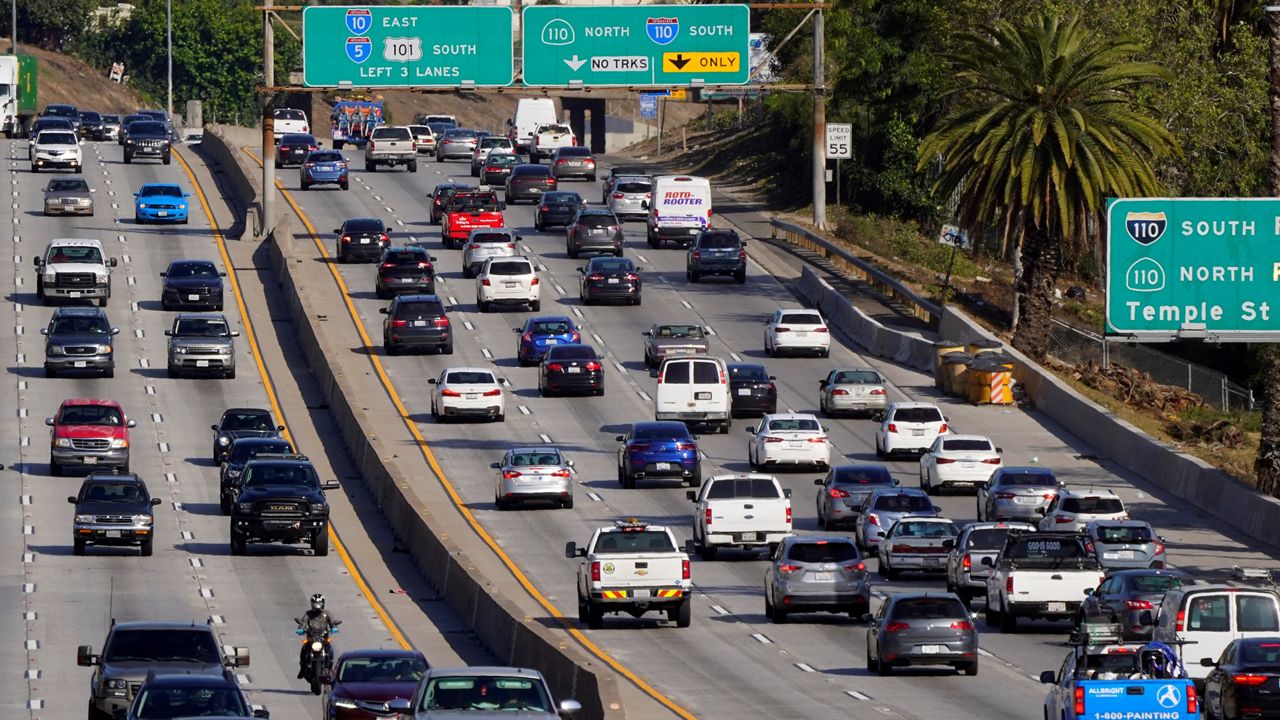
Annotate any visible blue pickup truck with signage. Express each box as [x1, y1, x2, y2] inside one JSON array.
[[1041, 625, 1199, 720]]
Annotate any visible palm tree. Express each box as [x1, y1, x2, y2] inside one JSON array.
[[919, 13, 1177, 360]]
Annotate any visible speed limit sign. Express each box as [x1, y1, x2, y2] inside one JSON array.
[[825, 123, 852, 160]]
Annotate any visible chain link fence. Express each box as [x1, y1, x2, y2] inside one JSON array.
[[1049, 321, 1254, 412]]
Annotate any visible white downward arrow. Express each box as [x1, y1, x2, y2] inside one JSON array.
[[564, 55, 587, 71]]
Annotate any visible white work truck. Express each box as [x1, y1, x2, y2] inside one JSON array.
[[984, 530, 1105, 633], [34, 238, 117, 307], [566, 519, 694, 629], [364, 126, 418, 173], [687, 473, 792, 561], [530, 123, 576, 162]]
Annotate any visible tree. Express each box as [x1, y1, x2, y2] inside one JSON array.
[[918, 13, 1178, 360], [16, 0, 95, 50]]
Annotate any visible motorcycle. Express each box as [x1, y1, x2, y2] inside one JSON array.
[[294, 618, 340, 695]]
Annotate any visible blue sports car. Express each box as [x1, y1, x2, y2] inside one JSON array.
[[514, 316, 580, 366], [134, 183, 190, 224]]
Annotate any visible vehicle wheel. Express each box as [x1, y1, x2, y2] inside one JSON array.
[[312, 527, 330, 557], [674, 598, 692, 628], [334, 140, 344, 150], [224, 367, 236, 380], [73, 538, 86, 556], [876, 653, 890, 676], [1000, 609, 1017, 633], [819, 348, 830, 358], [587, 601, 604, 629], [562, 496, 573, 509], [772, 604, 787, 624], [578, 597, 589, 624], [301, 181, 311, 190], [123, 153, 131, 164], [220, 496, 230, 515], [866, 650, 880, 673], [408, 160, 418, 173], [734, 269, 746, 284], [531, 300, 541, 312], [167, 367, 178, 379], [568, 245, 578, 259], [366, 162, 376, 172], [922, 469, 933, 494], [817, 511, 828, 531], [386, 341, 400, 356], [310, 676, 322, 695], [690, 270, 700, 283], [764, 595, 774, 619], [441, 340, 453, 355], [140, 538, 153, 557], [340, 181, 349, 191], [230, 533, 246, 556], [963, 661, 978, 677], [121, 461, 129, 474], [98, 294, 108, 308], [162, 154, 171, 166], [535, 221, 544, 232], [376, 286, 387, 300], [875, 437, 885, 458], [50, 459, 62, 477], [879, 561, 898, 580], [700, 542, 717, 561], [478, 299, 490, 313]]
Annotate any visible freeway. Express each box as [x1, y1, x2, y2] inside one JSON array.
[[269, 144, 1280, 720], [0, 137, 479, 720]]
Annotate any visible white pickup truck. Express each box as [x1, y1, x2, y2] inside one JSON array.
[[687, 473, 792, 561], [530, 123, 576, 162], [984, 531, 1105, 633], [566, 519, 694, 629], [364, 126, 418, 173]]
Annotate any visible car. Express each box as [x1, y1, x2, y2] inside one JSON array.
[[653, 356, 733, 434], [165, 312, 239, 379], [533, 190, 584, 230], [600, 164, 655, 201], [43, 176, 95, 216], [986, 530, 1106, 632], [689, 473, 792, 560], [1084, 520, 1166, 570], [230, 453, 340, 556], [219, 437, 295, 514], [435, 127, 479, 161], [567, 520, 694, 630], [79, 622, 250, 720], [334, 217, 391, 263], [210, 408, 283, 465], [323, 649, 428, 720], [514, 315, 579, 366], [765, 535, 869, 624], [42, 306, 118, 378], [1078, 569, 1192, 638], [424, 120, 458, 138], [818, 367, 887, 418], [160, 259, 226, 311], [918, 434, 1002, 495], [272, 107, 309, 137], [388, 667, 580, 719], [687, 229, 747, 284], [874, 401, 949, 458], [376, 246, 436, 299], [530, 122, 576, 161], [642, 323, 709, 369], [407, 124, 436, 155], [47, 399, 136, 476], [30, 129, 83, 172], [365, 126, 418, 172], [578, 256, 641, 306], [1200, 638, 1280, 720], [505, 163, 558, 204], [275, 133, 319, 167], [876, 516, 960, 579], [470, 135, 515, 175], [441, 188, 505, 249], [100, 114, 122, 141], [814, 464, 899, 530], [854, 487, 938, 551], [605, 175, 651, 220], [428, 367, 506, 423], [566, 207, 624, 258], [550, 146, 597, 180], [117, 113, 146, 145], [133, 183, 190, 224], [31, 116, 75, 138], [34, 237, 117, 307], [943, 521, 1036, 603], [476, 256, 540, 312], [183, 130, 204, 145], [746, 413, 831, 471], [42, 103, 81, 131], [300, 149, 349, 190], [763, 307, 829, 357], [461, 228, 519, 278], [78, 110, 106, 139], [492, 446, 576, 510], [976, 466, 1062, 521], [381, 295, 453, 355], [68, 471, 161, 556], [1154, 580, 1280, 683], [539, 343, 603, 397], [865, 593, 979, 676], [123, 671, 263, 720], [479, 152, 520, 185], [121, 120, 171, 164], [615, 420, 700, 489], [1038, 488, 1128, 532], [428, 183, 473, 224]]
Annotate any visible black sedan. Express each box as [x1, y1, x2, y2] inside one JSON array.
[[335, 217, 391, 263], [578, 256, 641, 306], [1077, 568, 1190, 639], [534, 191, 584, 231], [1203, 637, 1280, 720], [160, 259, 227, 311], [539, 344, 603, 397], [479, 152, 520, 185], [276, 133, 319, 167], [505, 164, 558, 205], [727, 362, 777, 417], [211, 407, 284, 464], [429, 182, 472, 224], [376, 246, 436, 299]]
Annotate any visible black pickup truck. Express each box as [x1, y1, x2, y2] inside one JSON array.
[[229, 454, 339, 556]]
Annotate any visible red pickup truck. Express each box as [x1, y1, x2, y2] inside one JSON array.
[[441, 189, 506, 249], [47, 398, 136, 476]]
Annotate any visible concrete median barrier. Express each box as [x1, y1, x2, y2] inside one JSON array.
[[797, 266, 935, 374]]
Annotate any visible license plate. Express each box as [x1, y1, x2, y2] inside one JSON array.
[[688, 229, 699, 235], [196, 360, 210, 368], [795, 331, 808, 338], [1047, 602, 1067, 613], [104, 530, 122, 538], [83, 457, 98, 464], [925, 557, 942, 567], [465, 393, 478, 400], [737, 389, 751, 396], [741, 532, 758, 541], [157, 211, 168, 217], [812, 572, 832, 582], [265, 520, 298, 530], [360, 238, 370, 244], [545, 339, 558, 345], [1105, 550, 1136, 559], [920, 645, 946, 655], [787, 441, 803, 449], [961, 461, 975, 468], [531, 188, 543, 194], [912, 429, 925, 436], [607, 278, 619, 284], [1014, 496, 1037, 504], [656, 462, 672, 471], [412, 320, 427, 327], [188, 294, 200, 301], [567, 366, 582, 373], [503, 282, 517, 288], [69, 291, 82, 298], [633, 589, 651, 599], [694, 391, 711, 400], [73, 361, 87, 368]]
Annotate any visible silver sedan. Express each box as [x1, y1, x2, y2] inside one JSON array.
[[764, 535, 870, 624], [975, 466, 1061, 522], [818, 367, 888, 418], [43, 176, 95, 216], [491, 446, 575, 510]]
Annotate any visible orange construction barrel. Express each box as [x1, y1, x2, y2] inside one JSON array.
[[967, 361, 994, 404]]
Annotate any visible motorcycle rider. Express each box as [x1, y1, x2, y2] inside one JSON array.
[[297, 593, 340, 679]]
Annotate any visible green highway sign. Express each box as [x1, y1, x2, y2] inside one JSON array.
[[302, 6, 513, 88], [1106, 198, 1280, 341], [522, 5, 750, 87]]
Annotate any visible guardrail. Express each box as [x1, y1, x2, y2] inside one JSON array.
[[768, 218, 940, 326]]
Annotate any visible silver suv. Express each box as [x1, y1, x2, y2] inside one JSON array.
[[461, 228, 519, 278], [606, 175, 651, 220], [166, 313, 239, 379]]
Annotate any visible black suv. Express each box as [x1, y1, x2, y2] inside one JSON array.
[[79, 620, 250, 720], [229, 454, 339, 556], [68, 472, 161, 556], [211, 408, 284, 464], [219, 436, 295, 514], [79, 110, 106, 140], [124, 671, 266, 720], [42, 103, 81, 132], [334, 217, 391, 263], [42, 306, 119, 378], [375, 246, 436, 298], [123, 120, 172, 164], [380, 294, 453, 355], [686, 228, 747, 284], [429, 182, 473, 224], [160, 259, 226, 311]]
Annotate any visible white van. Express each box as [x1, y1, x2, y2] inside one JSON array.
[[508, 98, 557, 154], [654, 356, 731, 434], [645, 175, 713, 249], [1152, 583, 1280, 681]]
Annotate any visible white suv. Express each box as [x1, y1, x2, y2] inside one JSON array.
[[874, 402, 948, 458], [764, 308, 830, 357], [31, 130, 83, 172], [1037, 488, 1127, 532], [476, 256, 540, 313]]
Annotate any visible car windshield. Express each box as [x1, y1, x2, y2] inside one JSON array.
[[892, 407, 944, 424], [729, 364, 768, 382], [516, 165, 551, 177], [59, 405, 123, 425], [890, 598, 968, 620], [1241, 641, 1280, 664], [468, 231, 510, 244], [996, 471, 1057, 487], [700, 233, 739, 249], [530, 320, 572, 334], [833, 370, 881, 384], [228, 441, 293, 464], [509, 451, 564, 467], [942, 438, 994, 452], [129, 121, 166, 135], [104, 629, 221, 663], [480, 138, 508, 148], [374, 128, 411, 140], [420, 675, 552, 713], [40, 131, 77, 145], [133, 686, 248, 719], [616, 181, 651, 194], [345, 219, 384, 232], [221, 412, 274, 431], [540, 124, 571, 135], [243, 464, 317, 488], [547, 345, 595, 360], [47, 245, 103, 265], [487, 260, 532, 276], [633, 425, 690, 441], [48, 179, 89, 192], [427, 122, 455, 134], [337, 656, 428, 684], [1064, 497, 1125, 514], [965, 528, 1017, 550], [577, 214, 616, 228], [174, 318, 230, 337], [894, 520, 959, 538], [275, 109, 306, 120], [45, 106, 76, 117], [486, 154, 518, 166], [407, 125, 430, 136], [143, 186, 183, 197], [588, 258, 635, 273], [444, 371, 495, 385], [281, 134, 313, 145], [544, 192, 581, 205], [395, 301, 443, 319], [872, 494, 930, 512], [167, 262, 218, 278], [559, 146, 591, 157], [443, 129, 476, 139], [832, 467, 893, 486], [454, 197, 500, 212], [81, 111, 102, 121], [779, 312, 822, 325], [51, 315, 110, 334], [81, 481, 146, 503], [594, 530, 675, 554], [1096, 524, 1152, 543], [383, 250, 427, 267], [705, 478, 781, 499], [103, 115, 120, 123], [786, 541, 858, 564], [655, 325, 703, 339], [767, 418, 820, 432]]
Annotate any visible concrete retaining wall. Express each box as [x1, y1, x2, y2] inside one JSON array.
[[938, 308, 1280, 548], [797, 265, 935, 374], [201, 126, 621, 719]]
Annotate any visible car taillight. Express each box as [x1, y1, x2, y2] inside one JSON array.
[[887, 423, 898, 434], [995, 492, 1016, 499], [675, 442, 696, 451], [763, 436, 784, 443], [739, 249, 747, 260], [1125, 599, 1154, 610], [692, 250, 700, 260], [935, 458, 956, 464], [1054, 515, 1075, 523], [309, 145, 317, 151], [548, 178, 558, 186], [1187, 684, 1198, 714], [585, 361, 602, 371], [774, 327, 791, 333], [418, 262, 431, 269], [1154, 540, 1165, 555], [588, 273, 604, 281], [485, 166, 499, 172], [481, 279, 491, 286], [842, 562, 865, 572], [962, 554, 971, 570], [304, 162, 315, 169], [1176, 609, 1185, 632], [656, 370, 665, 384], [777, 564, 801, 574], [434, 198, 442, 205], [522, 332, 533, 343], [337, 162, 347, 169], [705, 508, 712, 527], [1074, 686, 1084, 716], [892, 544, 914, 553], [610, 225, 620, 233], [341, 235, 352, 243], [546, 363, 564, 372], [381, 262, 397, 269], [624, 273, 639, 281], [390, 320, 407, 328], [368, 141, 375, 151], [982, 457, 1001, 464], [550, 469, 571, 478], [433, 317, 449, 327], [1006, 576, 1014, 593], [585, 158, 595, 165], [627, 443, 650, 452], [590, 561, 600, 582], [570, 331, 581, 342], [540, 205, 550, 212], [681, 558, 690, 580], [530, 277, 539, 286], [867, 514, 880, 526], [441, 389, 462, 397], [556, 159, 568, 165], [950, 621, 974, 631], [503, 470, 521, 479], [884, 622, 910, 633], [302, 125, 309, 133], [785, 506, 792, 524], [828, 487, 849, 498], [807, 437, 827, 443], [612, 192, 624, 199], [938, 423, 948, 434], [1084, 541, 1094, 554], [482, 389, 501, 397], [870, 388, 886, 395], [831, 389, 849, 396], [379, 234, 390, 244]]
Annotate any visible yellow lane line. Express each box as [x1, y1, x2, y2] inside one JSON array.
[[174, 146, 413, 652], [243, 147, 695, 720]]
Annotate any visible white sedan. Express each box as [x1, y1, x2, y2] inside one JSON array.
[[918, 434, 1002, 495], [747, 413, 830, 470], [763, 308, 830, 358], [428, 367, 506, 423]]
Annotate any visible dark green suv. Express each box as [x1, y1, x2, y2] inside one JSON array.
[[686, 228, 747, 284], [68, 472, 161, 556]]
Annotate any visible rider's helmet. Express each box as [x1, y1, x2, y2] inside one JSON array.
[[310, 593, 325, 611]]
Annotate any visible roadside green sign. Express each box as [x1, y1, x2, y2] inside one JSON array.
[[522, 5, 750, 87], [1106, 198, 1280, 341], [302, 6, 513, 88]]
